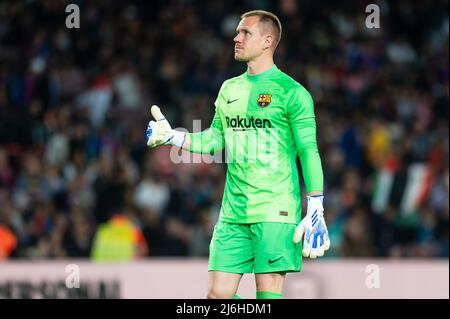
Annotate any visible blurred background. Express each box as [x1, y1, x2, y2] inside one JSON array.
[[0, 0, 448, 266]]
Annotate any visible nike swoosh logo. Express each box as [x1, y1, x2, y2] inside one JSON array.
[[227, 98, 239, 104], [268, 257, 282, 264]]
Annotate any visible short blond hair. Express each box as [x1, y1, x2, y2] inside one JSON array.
[[241, 10, 282, 49]]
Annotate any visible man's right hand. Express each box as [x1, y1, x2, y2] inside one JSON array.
[[146, 105, 185, 148]]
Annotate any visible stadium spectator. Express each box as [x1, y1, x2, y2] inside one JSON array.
[[91, 208, 148, 261]]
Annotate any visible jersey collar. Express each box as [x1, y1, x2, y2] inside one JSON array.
[[245, 64, 278, 82]]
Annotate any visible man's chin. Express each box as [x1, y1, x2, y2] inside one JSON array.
[[234, 54, 247, 62]]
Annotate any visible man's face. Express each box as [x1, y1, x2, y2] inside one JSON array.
[[233, 16, 268, 62]]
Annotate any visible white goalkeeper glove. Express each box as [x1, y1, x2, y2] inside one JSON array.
[[293, 195, 331, 258], [146, 105, 186, 148]]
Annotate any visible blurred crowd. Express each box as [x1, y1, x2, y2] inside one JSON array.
[[0, 0, 448, 260]]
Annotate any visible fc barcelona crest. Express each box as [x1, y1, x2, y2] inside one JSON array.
[[257, 94, 272, 107]]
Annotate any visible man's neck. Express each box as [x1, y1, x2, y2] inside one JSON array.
[[247, 55, 274, 75]]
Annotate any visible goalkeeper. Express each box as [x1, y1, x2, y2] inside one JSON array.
[[146, 10, 330, 299]]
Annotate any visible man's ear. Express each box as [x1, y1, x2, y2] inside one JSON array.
[[264, 34, 273, 50]]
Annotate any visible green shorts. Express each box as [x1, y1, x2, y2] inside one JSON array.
[[208, 221, 302, 274]]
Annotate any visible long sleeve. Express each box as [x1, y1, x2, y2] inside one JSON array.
[[287, 86, 324, 192], [188, 84, 225, 154], [188, 109, 225, 154]]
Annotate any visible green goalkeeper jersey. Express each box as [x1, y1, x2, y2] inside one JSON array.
[[189, 64, 323, 224]]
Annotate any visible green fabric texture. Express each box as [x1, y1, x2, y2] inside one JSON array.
[[208, 222, 302, 273], [189, 65, 323, 224], [256, 291, 283, 299]]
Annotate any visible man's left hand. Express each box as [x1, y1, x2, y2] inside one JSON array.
[[293, 195, 331, 258]]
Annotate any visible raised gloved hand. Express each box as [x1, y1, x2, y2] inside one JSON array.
[[146, 105, 185, 148], [293, 195, 330, 258]]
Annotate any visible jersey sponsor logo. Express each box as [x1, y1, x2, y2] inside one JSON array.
[[279, 211, 288, 216], [227, 98, 239, 104], [257, 94, 272, 107], [225, 116, 272, 129], [268, 257, 282, 264]]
